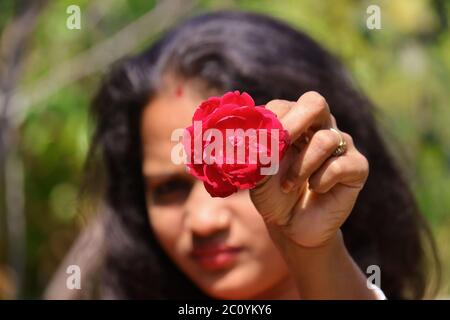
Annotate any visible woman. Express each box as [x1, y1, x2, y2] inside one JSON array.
[[48, 11, 440, 299]]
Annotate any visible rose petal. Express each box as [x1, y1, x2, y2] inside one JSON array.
[[220, 91, 255, 108], [193, 97, 221, 121]]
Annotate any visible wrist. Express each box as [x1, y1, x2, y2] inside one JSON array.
[[265, 225, 350, 280], [265, 222, 345, 262], [266, 224, 375, 299]]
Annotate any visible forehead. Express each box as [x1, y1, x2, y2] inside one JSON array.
[[141, 85, 203, 176]]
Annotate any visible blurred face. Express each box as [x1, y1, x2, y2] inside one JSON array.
[[141, 78, 298, 299]]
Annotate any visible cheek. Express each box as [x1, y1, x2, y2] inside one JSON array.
[[230, 192, 282, 257], [231, 193, 289, 274], [147, 204, 185, 254], [223, 192, 290, 291]]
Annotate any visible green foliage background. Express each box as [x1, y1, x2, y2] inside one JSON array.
[[0, 0, 449, 298]]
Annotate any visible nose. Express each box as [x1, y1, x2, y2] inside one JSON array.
[[184, 181, 231, 237]]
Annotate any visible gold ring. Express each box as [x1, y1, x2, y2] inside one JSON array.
[[330, 128, 347, 157]]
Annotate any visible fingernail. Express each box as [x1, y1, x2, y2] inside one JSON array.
[[281, 180, 294, 193]]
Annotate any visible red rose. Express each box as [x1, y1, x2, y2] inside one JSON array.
[[183, 91, 290, 197]]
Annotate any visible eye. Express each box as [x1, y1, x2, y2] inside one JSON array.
[[150, 176, 194, 206]]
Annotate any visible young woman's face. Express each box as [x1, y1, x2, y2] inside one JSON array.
[[141, 79, 297, 299]]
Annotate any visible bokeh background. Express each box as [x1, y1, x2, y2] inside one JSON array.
[[0, 0, 449, 299]]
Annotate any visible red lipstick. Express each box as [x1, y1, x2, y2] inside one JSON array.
[[191, 244, 242, 271]]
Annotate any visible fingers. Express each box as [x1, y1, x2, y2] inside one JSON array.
[[308, 133, 369, 194], [282, 130, 369, 195], [265, 99, 294, 119], [281, 91, 332, 143], [266, 93, 368, 197], [281, 128, 342, 193]]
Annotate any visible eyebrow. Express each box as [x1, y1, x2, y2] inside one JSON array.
[[142, 160, 186, 177], [143, 168, 189, 181]]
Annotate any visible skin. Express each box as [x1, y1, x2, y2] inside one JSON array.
[[141, 77, 376, 299]]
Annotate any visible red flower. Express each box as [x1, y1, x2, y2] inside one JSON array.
[[183, 91, 290, 197]]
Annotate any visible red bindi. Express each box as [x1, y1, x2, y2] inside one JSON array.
[[175, 86, 184, 97]]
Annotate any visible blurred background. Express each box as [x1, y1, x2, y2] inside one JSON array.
[[0, 0, 449, 299]]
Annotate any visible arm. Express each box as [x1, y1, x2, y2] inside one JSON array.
[[267, 227, 377, 299], [250, 91, 377, 299]]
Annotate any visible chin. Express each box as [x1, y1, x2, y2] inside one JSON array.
[[205, 284, 259, 300], [195, 267, 268, 300]]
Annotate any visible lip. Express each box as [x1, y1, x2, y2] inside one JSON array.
[[190, 244, 242, 271]]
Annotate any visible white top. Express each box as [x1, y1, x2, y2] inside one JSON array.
[[370, 284, 387, 300]]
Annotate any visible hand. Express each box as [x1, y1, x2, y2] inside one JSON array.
[[250, 91, 369, 248]]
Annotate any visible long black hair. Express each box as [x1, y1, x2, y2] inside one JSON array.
[[86, 11, 440, 299]]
